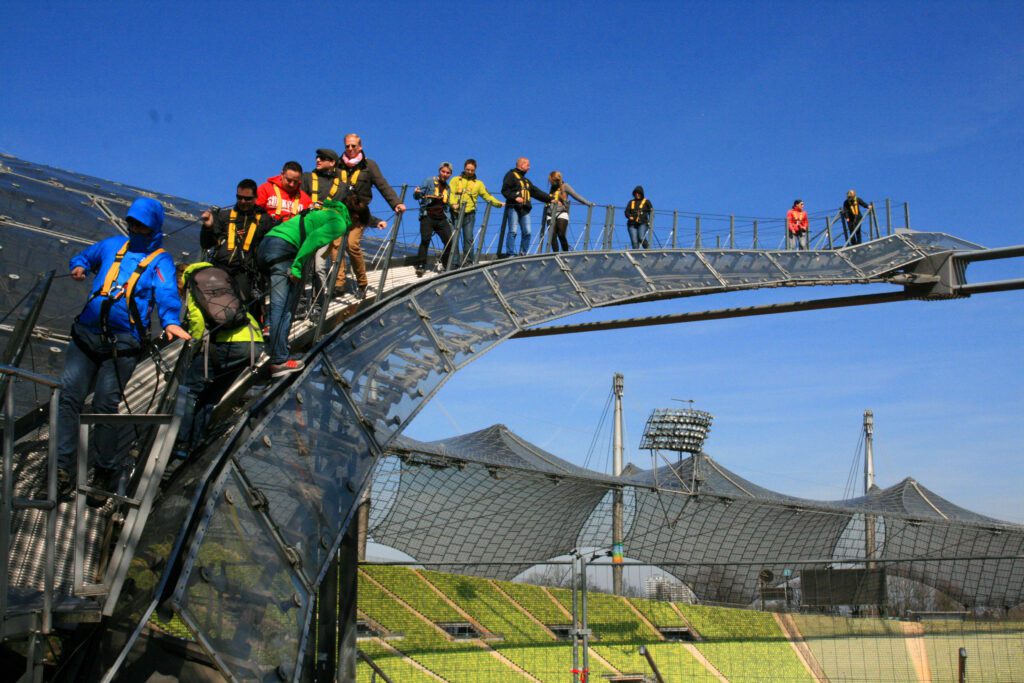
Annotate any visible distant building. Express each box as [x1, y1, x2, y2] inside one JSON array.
[[645, 575, 695, 603]]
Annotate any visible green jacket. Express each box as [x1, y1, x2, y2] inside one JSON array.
[[449, 175, 503, 214], [265, 200, 352, 278], [180, 262, 264, 344]]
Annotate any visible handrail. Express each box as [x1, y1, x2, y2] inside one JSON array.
[[356, 649, 395, 683]]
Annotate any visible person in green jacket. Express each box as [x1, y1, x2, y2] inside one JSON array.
[[255, 198, 352, 377], [177, 262, 265, 452]]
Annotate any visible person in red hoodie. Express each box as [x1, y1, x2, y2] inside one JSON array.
[[256, 161, 311, 223], [786, 199, 809, 251]]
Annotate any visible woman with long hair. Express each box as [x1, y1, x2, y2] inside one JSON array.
[[546, 171, 594, 252]]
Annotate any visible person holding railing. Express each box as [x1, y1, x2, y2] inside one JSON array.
[[546, 171, 594, 252], [56, 198, 190, 500], [500, 158, 550, 256], [413, 162, 455, 277], [842, 189, 873, 246], [786, 199, 809, 251], [625, 186, 653, 249], [449, 159, 504, 265]]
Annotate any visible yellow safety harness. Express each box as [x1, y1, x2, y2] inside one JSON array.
[[226, 210, 258, 256], [340, 168, 362, 190], [629, 198, 650, 222], [96, 241, 167, 335], [849, 200, 860, 217], [310, 172, 341, 203], [513, 171, 529, 202], [433, 178, 449, 204]]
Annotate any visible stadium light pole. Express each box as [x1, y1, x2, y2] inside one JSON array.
[[612, 373, 625, 596]]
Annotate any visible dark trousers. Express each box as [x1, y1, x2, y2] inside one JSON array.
[[256, 236, 299, 364], [550, 217, 570, 252], [417, 215, 454, 271], [56, 324, 141, 473], [178, 340, 264, 451], [846, 217, 864, 245]]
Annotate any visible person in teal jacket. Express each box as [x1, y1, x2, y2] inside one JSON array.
[[255, 198, 352, 376], [176, 262, 265, 453]]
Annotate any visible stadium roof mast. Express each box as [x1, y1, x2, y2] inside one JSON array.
[[612, 373, 625, 596], [641, 403, 714, 492], [864, 409, 877, 569]]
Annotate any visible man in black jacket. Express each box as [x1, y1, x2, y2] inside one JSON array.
[[625, 185, 654, 249], [842, 189, 873, 246], [200, 179, 273, 317], [500, 157, 550, 256], [301, 148, 346, 205]]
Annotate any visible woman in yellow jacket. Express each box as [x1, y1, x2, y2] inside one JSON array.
[[176, 261, 264, 454]]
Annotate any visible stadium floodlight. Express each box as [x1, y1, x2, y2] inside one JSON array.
[[640, 407, 713, 454]]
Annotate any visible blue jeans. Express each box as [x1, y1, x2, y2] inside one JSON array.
[[57, 324, 141, 473], [503, 206, 532, 255], [457, 210, 477, 265], [256, 236, 299, 364], [178, 340, 264, 451], [627, 221, 650, 249]]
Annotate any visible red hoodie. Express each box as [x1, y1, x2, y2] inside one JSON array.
[[787, 208, 808, 234], [257, 175, 312, 222]]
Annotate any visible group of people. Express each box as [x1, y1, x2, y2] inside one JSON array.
[[786, 190, 874, 250]]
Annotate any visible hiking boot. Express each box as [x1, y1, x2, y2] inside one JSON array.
[[269, 359, 305, 378], [415, 267, 426, 278], [357, 284, 369, 298], [87, 466, 119, 508]]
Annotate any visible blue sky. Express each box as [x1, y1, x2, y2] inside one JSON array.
[[2, 1, 1021, 521]]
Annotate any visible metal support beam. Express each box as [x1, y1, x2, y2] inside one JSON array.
[[512, 291, 914, 338], [612, 373, 624, 596]]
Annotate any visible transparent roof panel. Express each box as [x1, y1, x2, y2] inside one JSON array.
[[904, 231, 983, 253], [177, 471, 309, 682], [488, 257, 587, 327], [842, 237, 922, 276], [561, 252, 653, 305], [630, 251, 723, 293], [700, 250, 787, 286], [767, 251, 865, 281], [0, 173, 116, 242]]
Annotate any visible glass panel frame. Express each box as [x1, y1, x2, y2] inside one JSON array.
[[560, 252, 654, 305], [487, 256, 587, 327], [630, 251, 723, 293]]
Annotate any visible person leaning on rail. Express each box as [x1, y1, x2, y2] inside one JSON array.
[[500, 157, 551, 256], [199, 178, 274, 321], [56, 197, 190, 500], [786, 199, 809, 251], [256, 160, 312, 223], [255, 197, 353, 377], [842, 189, 872, 246], [449, 158, 504, 265], [301, 147, 349, 306], [413, 162, 456, 277], [625, 185, 654, 249], [546, 171, 595, 253]]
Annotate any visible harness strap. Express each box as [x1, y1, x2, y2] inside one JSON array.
[[227, 210, 258, 254], [311, 173, 341, 203], [99, 242, 129, 296], [340, 168, 362, 189]]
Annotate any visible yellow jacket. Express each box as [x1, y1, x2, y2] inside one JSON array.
[[449, 175, 503, 213]]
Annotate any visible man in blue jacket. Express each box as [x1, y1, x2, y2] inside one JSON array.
[[57, 197, 190, 498]]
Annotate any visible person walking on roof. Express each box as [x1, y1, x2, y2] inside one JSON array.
[[786, 199, 809, 250], [500, 157, 550, 256], [255, 198, 353, 377], [200, 178, 273, 319], [449, 159, 503, 265], [256, 161, 312, 223], [302, 148, 350, 305], [625, 186, 653, 249], [56, 198, 190, 499], [842, 189, 873, 246], [546, 171, 595, 252], [413, 162, 456, 277]]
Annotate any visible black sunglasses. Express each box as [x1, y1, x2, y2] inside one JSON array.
[[236, 194, 256, 201]]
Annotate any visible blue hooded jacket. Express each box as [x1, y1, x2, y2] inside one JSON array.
[[69, 197, 181, 340]]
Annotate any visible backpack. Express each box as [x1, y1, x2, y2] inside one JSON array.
[[188, 265, 249, 332]]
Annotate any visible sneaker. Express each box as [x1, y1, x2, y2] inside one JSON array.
[[415, 267, 425, 278], [87, 466, 118, 508], [357, 284, 369, 298], [269, 359, 305, 378]]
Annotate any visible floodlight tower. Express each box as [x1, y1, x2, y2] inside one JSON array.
[[612, 373, 625, 595], [640, 405, 714, 491]]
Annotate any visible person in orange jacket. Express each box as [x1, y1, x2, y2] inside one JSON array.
[[786, 199, 809, 251]]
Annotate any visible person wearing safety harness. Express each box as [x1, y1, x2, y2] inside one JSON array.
[[786, 199, 810, 251], [335, 133, 405, 295], [546, 171, 595, 252], [256, 160, 312, 223], [448, 159, 504, 265], [199, 178, 273, 319], [303, 148, 348, 305], [176, 262, 265, 454], [842, 189, 873, 246], [56, 198, 190, 499], [500, 157, 551, 256], [255, 197, 353, 377], [413, 162, 455, 277], [625, 186, 654, 249]]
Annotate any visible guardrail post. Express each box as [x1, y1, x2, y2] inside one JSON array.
[[475, 204, 492, 263], [826, 216, 834, 250], [904, 202, 911, 230], [583, 204, 593, 251], [695, 216, 702, 249], [375, 185, 408, 296], [729, 214, 735, 248], [603, 206, 614, 249], [716, 235, 721, 248], [671, 210, 678, 248], [753, 220, 759, 249], [885, 198, 892, 236]]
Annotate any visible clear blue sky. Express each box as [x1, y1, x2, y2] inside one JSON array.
[[2, 2, 1021, 521]]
